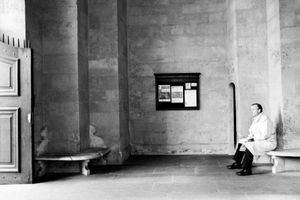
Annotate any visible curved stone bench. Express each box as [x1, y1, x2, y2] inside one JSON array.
[[35, 148, 110, 177], [267, 149, 300, 174]]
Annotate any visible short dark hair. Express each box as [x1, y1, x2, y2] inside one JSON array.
[[251, 103, 263, 113]]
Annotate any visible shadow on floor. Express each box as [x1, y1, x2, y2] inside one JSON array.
[[35, 173, 78, 183]]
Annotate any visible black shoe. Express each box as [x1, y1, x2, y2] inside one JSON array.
[[227, 162, 242, 169], [236, 169, 252, 176]]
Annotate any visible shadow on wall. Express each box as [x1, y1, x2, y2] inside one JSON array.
[[36, 125, 107, 156], [36, 126, 49, 156], [275, 112, 285, 150], [89, 125, 107, 148], [229, 82, 237, 150]]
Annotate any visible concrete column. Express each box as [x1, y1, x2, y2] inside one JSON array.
[[40, 0, 89, 153], [234, 0, 270, 138], [78, 0, 90, 151], [117, 0, 130, 161], [266, 0, 283, 148], [88, 0, 129, 163], [279, 0, 300, 148]]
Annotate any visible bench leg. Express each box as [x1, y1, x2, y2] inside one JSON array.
[[81, 160, 90, 176], [99, 157, 107, 165], [271, 155, 285, 174], [37, 161, 47, 177]]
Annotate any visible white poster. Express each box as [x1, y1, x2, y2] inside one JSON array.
[[171, 86, 184, 103], [184, 90, 197, 107], [158, 85, 171, 102], [185, 83, 191, 89]]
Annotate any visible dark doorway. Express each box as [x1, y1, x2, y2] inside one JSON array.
[[229, 83, 237, 148]]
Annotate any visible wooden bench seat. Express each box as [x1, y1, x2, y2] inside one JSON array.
[[35, 148, 110, 176], [267, 149, 300, 174]]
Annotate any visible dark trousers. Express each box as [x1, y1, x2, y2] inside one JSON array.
[[233, 143, 254, 170]]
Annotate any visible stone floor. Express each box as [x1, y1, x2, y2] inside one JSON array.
[[1, 155, 300, 200]]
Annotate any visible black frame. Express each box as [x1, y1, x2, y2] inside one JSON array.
[[154, 73, 201, 110]]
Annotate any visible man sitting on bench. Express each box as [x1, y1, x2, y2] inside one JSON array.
[[227, 103, 277, 176]]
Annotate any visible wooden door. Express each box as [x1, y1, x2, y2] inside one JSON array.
[[0, 42, 32, 184]]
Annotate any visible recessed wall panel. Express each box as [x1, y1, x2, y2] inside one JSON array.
[[0, 56, 19, 96], [0, 116, 12, 163], [0, 107, 19, 172]]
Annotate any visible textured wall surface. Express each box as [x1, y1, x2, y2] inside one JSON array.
[[25, 0, 44, 154], [226, 0, 238, 153], [78, 0, 90, 150], [118, 0, 130, 159], [235, 0, 270, 138], [28, 0, 90, 155], [88, 0, 123, 162], [128, 0, 230, 154], [41, 1, 81, 153], [23, 0, 300, 168], [227, 0, 238, 83], [266, 0, 283, 148], [88, 0, 130, 163], [280, 0, 300, 148]]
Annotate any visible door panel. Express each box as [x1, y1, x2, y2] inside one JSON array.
[[0, 42, 32, 184], [0, 107, 19, 171], [0, 55, 19, 96], [0, 112, 12, 163]]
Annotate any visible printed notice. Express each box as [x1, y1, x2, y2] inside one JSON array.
[[158, 85, 171, 102], [184, 90, 197, 107], [185, 83, 191, 89], [171, 86, 184, 103]]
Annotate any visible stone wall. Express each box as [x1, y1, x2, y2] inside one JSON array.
[[41, 1, 81, 153], [235, 0, 270, 138], [227, 0, 238, 83], [78, 0, 90, 150], [26, 0, 90, 155], [266, 0, 283, 148], [24, 0, 300, 165], [280, 0, 300, 148], [25, 0, 44, 154], [226, 0, 238, 153], [118, 0, 130, 159], [128, 0, 230, 154], [88, 0, 125, 163]]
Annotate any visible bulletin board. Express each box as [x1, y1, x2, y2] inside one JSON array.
[[154, 73, 201, 110]]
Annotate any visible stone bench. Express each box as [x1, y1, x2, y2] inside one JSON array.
[[35, 148, 110, 177], [267, 149, 300, 174]]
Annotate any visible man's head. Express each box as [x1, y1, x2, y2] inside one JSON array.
[[251, 103, 263, 117]]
